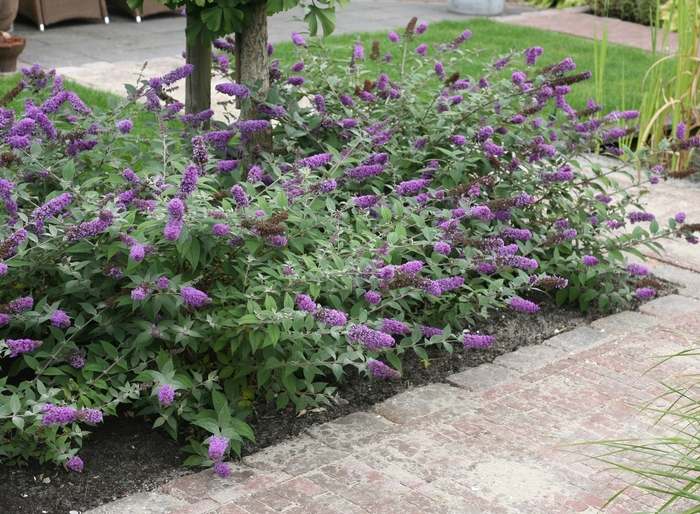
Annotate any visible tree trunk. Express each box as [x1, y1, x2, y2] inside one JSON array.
[[238, 3, 269, 120], [185, 15, 212, 129]]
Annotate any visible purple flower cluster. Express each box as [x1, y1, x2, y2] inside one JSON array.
[[626, 263, 649, 276], [165, 199, 185, 241], [116, 120, 133, 134], [50, 310, 71, 329], [582, 255, 600, 266], [416, 44, 428, 56], [209, 436, 228, 460], [180, 287, 211, 307], [434, 242, 451, 255], [347, 164, 384, 181], [6, 338, 42, 357], [157, 384, 175, 405], [122, 168, 140, 184], [295, 294, 317, 312], [367, 360, 401, 378], [541, 165, 574, 184], [500, 228, 532, 240], [314, 308, 347, 326], [6, 296, 34, 313], [636, 288, 656, 300], [215, 83, 250, 98], [627, 212, 655, 224], [509, 297, 540, 312], [397, 261, 423, 275], [381, 318, 411, 335], [292, 32, 307, 47], [66, 210, 114, 242], [230, 185, 250, 208], [675, 212, 687, 224], [364, 291, 381, 304], [32, 193, 72, 221], [525, 46, 543, 65], [346, 324, 396, 351], [212, 224, 230, 237], [396, 179, 431, 196], [461, 334, 495, 349], [298, 153, 333, 169], [67, 457, 84, 472]]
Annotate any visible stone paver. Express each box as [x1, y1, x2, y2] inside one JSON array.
[[543, 326, 609, 353], [638, 294, 700, 318], [372, 383, 471, 424], [84, 492, 187, 514], [493, 344, 568, 374], [590, 310, 658, 335], [447, 362, 520, 390]]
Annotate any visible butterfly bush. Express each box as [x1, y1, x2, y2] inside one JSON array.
[[0, 19, 697, 473]]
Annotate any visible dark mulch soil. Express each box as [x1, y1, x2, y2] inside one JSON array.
[[0, 278, 678, 514]]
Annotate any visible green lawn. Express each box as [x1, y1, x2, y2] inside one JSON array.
[[0, 73, 118, 112], [272, 18, 655, 112]]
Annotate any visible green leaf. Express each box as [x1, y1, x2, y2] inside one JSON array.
[[10, 394, 21, 414], [304, 9, 319, 37], [313, 5, 337, 36], [384, 353, 403, 374], [266, 325, 280, 346], [62, 160, 75, 181], [12, 416, 24, 431], [200, 6, 222, 31]]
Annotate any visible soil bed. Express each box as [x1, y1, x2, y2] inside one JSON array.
[[0, 279, 677, 514]]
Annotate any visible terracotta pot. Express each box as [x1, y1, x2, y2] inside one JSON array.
[[0, 33, 25, 73]]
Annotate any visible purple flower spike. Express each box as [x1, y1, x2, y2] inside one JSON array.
[[212, 224, 229, 237], [157, 385, 175, 406], [626, 263, 649, 276], [367, 360, 401, 378], [461, 334, 495, 349], [388, 31, 400, 42], [214, 462, 230, 478], [434, 242, 451, 255], [582, 255, 600, 266], [364, 291, 381, 304], [295, 294, 317, 312], [291, 32, 307, 47], [117, 120, 133, 134], [353, 44, 365, 61], [313, 308, 347, 327], [675, 212, 687, 224], [67, 457, 84, 472], [636, 288, 656, 300], [346, 324, 396, 351], [215, 83, 250, 98], [7, 339, 42, 358], [180, 287, 211, 307], [209, 436, 229, 461], [50, 310, 71, 329], [415, 44, 427, 56], [509, 297, 540, 312]]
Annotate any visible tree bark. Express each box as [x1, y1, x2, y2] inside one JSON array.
[[185, 15, 212, 129], [238, 3, 270, 122]]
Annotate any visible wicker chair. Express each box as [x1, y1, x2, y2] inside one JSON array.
[[107, 0, 175, 23], [18, 0, 109, 31]]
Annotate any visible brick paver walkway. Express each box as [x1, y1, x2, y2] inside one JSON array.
[[498, 9, 679, 54]]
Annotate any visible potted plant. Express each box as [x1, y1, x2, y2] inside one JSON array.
[[0, 31, 25, 73]]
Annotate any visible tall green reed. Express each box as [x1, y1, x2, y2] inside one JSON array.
[[637, 0, 700, 171]]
